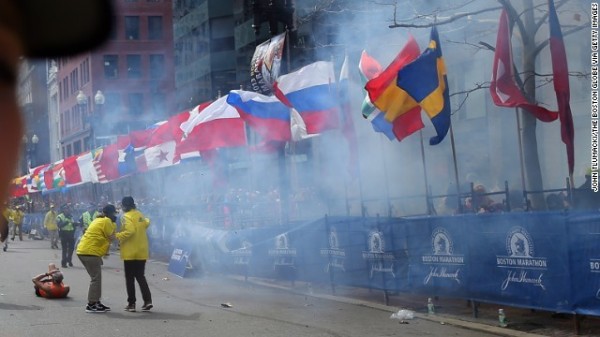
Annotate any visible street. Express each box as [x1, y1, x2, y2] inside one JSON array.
[[0, 239, 502, 337]]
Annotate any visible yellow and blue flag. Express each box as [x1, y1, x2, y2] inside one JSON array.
[[397, 27, 451, 145]]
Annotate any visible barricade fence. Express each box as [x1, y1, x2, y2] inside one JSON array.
[[169, 211, 600, 316]]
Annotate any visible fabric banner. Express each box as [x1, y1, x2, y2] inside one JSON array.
[[167, 239, 195, 278], [250, 32, 286, 95], [155, 211, 600, 316]]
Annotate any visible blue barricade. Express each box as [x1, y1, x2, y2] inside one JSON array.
[[153, 211, 600, 316]]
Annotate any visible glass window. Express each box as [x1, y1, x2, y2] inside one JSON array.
[[104, 55, 118, 79], [148, 16, 163, 40], [151, 92, 166, 118], [127, 54, 142, 78], [129, 93, 144, 116], [149, 54, 165, 79], [125, 16, 140, 40]]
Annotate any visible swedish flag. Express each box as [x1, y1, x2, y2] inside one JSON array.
[[397, 27, 451, 145]]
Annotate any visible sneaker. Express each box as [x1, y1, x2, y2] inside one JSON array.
[[85, 303, 106, 313], [141, 303, 153, 312], [96, 302, 111, 311], [124, 304, 136, 312], [68, 262, 73, 267]]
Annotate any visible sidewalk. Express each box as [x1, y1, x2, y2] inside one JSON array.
[[227, 276, 600, 337]]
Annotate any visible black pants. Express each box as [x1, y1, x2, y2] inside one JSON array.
[[59, 230, 75, 266], [124, 260, 152, 305]]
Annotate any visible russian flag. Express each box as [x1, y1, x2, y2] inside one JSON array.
[[273, 61, 340, 134], [227, 90, 291, 142]]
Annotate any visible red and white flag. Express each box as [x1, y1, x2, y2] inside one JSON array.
[[64, 152, 99, 186], [490, 9, 558, 122], [177, 96, 246, 158]]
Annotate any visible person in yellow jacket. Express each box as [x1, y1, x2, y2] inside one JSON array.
[[116, 196, 152, 312], [1, 205, 10, 250], [77, 204, 117, 313], [44, 204, 59, 249], [10, 205, 24, 241]]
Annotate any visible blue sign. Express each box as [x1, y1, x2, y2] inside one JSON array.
[[168, 239, 194, 278]]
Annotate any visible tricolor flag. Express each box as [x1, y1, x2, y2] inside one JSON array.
[[227, 90, 291, 142], [273, 61, 340, 134], [63, 152, 99, 186]]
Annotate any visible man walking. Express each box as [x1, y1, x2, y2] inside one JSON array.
[[44, 204, 59, 249], [116, 196, 153, 312], [57, 205, 76, 268], [77, 204, 117, 313]]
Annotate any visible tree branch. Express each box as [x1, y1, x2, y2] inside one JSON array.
[[449, 82, 490, 115], [388, 6, 502, 28]]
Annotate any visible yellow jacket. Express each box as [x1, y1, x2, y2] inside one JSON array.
[[116, 209, 150, 260], [11, 209, 24, 225], [77, 217, 116, 257], [44, 210, 58, 231], [2, 208, 9, 221]]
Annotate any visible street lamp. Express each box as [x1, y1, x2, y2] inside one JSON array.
[[23, 134, 39, 173], [93, 90, 105, 149]]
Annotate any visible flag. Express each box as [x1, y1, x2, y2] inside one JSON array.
[[339, 55, 359, 177], [115, 135, 137, 177], [63, 152, 99, 186], [135, 140, 177, 172], [397, 27, 451, 145], [227, 90, 291, 141], [273, 61, 340, 134], [177, 95, 247, 158], [94, 143, 120, 182], [44, 160, 66, 191], [361, 50, 423, 141], [10, 176, 28, 197], [490, 9, 559, 123], [548, 0, 575, 176], [359, 50, 384, 118], [250, 32, 286, 95], [28, 164, 49, 192]]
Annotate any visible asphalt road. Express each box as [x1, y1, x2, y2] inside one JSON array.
[[0, 239, 504, 337]]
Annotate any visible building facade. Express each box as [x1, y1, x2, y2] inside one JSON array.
[[17, 59, 50, 174], [56, 0, 176, 158]]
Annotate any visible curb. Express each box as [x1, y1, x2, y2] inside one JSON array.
[[228, 276, 547, 337]]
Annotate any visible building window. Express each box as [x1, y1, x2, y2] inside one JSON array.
[[81, 58, 90, 84], [66, 144, 72, 157], [104, 55, 118, 79], [151, 92, 166, 119], [148, 16, 163, 40], [125, 16, 140, 40], [129, 93, 144, 116], [127, 54, 142, 78], [59, 82, 63, 103], [74, 140, 82, 155], [62, 78, 69, 99], [149, 54, 165, 79], [70, 69, 79, 93]]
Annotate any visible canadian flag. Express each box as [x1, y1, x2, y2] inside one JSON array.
[[490, 9, 558, 122], [135, 140, 177, 172]]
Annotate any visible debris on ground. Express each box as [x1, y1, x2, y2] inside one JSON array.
[[221, 302, 233, 308], [390, 309, 415, 321]]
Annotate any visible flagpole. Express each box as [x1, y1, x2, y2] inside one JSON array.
[[449, 124, 462, 212], [515, 108, 527, 202], [378, 135, 392, 217], [419, 130, 433, 215]]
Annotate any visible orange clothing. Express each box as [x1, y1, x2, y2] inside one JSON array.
[[37, 281, 69, 298]]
